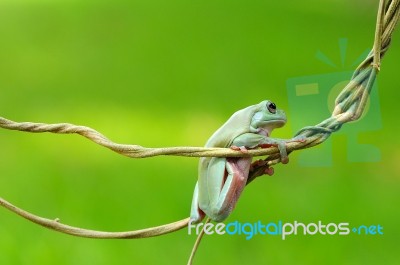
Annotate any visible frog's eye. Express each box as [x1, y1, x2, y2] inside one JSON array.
[[267, 102, 277, 114]]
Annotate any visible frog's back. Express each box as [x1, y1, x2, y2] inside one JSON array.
[[205, 103, 262, 148]]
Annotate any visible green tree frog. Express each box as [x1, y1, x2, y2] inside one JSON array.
[[190, 100, 300, 223]]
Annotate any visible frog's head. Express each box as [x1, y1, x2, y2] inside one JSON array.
[[250, 100, 287, 137]]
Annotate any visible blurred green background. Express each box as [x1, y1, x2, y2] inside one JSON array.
[[0, 0, 399, 264]]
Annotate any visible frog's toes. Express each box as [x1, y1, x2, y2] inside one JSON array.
[[250, 159, 266, 171], [255, 159, 267, 166], [281, 156, 289, 164], [230, 145, 240, 151], [264, 167, 274, 176], [230, 145, 248, 153]]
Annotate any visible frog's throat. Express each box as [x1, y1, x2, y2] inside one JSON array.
[[256, 119, 286, 137]]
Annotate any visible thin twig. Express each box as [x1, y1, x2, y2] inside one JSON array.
[[187, 218, 211, 265], [373, 0, 386, 71], [0, 197, 189, 239], [0, 116, 310, 158]]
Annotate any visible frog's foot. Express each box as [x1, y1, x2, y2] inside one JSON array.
[[230, 145, 249, 153], [249, 160, 274, 176], [264, 167, 274, 176], [250, 159, 266, 171], [276, 142, 289, 164], [249, 159, 263, 171], [254, 159, 267, 166]]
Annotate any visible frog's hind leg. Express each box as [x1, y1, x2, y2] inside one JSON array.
[[209, 157, 251, 222]]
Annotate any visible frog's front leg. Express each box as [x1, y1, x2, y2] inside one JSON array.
[[231, 133, 289, 163], [259, 135, 305, 164], [233, 132, 304, 164], [262, 139, 290, 164], [231, 133, 266, 149]]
